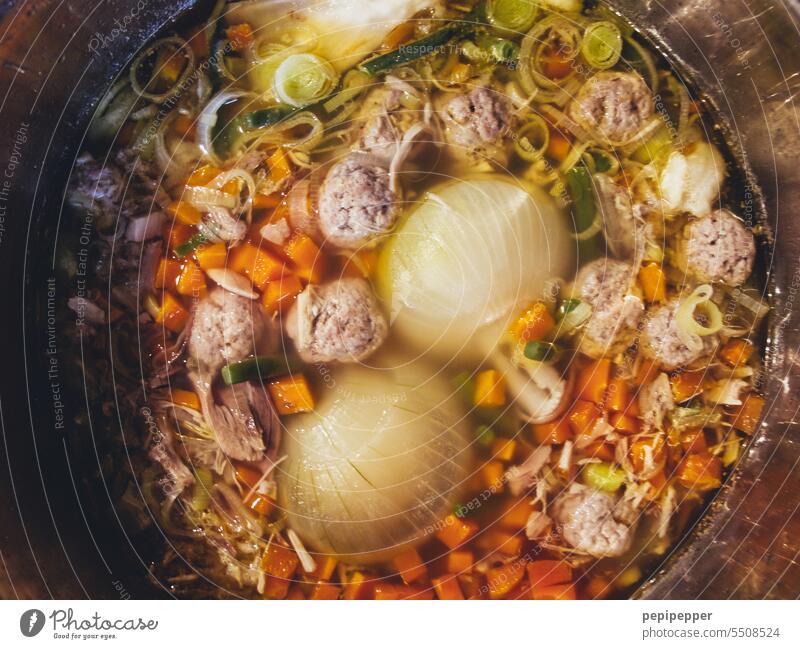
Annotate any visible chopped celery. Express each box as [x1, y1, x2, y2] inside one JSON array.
[[583, 462, 626, 492]]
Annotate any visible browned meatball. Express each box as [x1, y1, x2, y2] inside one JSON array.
[[680, 209, 756, 286], [553, 486, 633, 558], [640, 299, 719, 371], [443, 85, 513, 151], [575, 259, 644, 358], [318, 155, 400, 249], [286, 278, 388, 363], [569, 72, 654, 144], [189, 288, 266, 377]]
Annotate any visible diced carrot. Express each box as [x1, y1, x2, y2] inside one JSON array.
[[444, 550, 474, 575], [432, 575, 464, 600], [527, 560, 572, 588], [677, 453, 722, 491], [681, 428, 708, 454], [532, 583, 577, 600], [635, 358, 660, 386], [263, 577, 291, 599], [481, 460, 506, 493], [342, 249, 379, 278], [392, 548, 428, 585], [286, 584, 306, 600], [342, 572, 374, 600], [308, 581, 342, 600], [221, 178, 241, 195], [510, 302, 555, 342], [262, 273, 304, 313], [156, 292, 189, 333], [583, 575, 612, 599], [491, 437, 517, 463], [567, 400, 600, 437], [576, 358, 612, 404], [605, 376, 632, 413], [166, 223, 193, 251], [284, 233, 325, 284], [167, 200, 202, 226], [229, 242, 285, 290], [435, 515, 479, 550], [475, 529, 523, 557], [254, 193, 281, 210], [170, 388, 201, 411], [629, 438, 666, 474], [582, 441, 615, 462], [719, 339, 754, 367], [639, 262, 667, 303], [449, 62, 472, 84], [458, 573, 486, 600], [546, 130, 571, 163], [648, 470, 667, 497], [474, 369, 506, 408], [234, 464, 263, 489], [499, 499, 535, 530], [244, 492, 275, 516], [261, 543, 300, 581], [175, 260, 207, 297], [187, 164, 221, 186], [670, 370, 706, 403], [268, 374, 314, 415], [729, 393, 765, 435], [268, 147, 293, 183], [154, 258, 181, 289], [225, 23, 254, 51], [532, 418, 572, 445], [195, 242, 227, 271], [609, 411, 641, 435], [373, 584, 433, 600], [486, 561, 526, 600], [305, 555, 337, 580]]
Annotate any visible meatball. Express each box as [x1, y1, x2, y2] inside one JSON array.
[[317, 155, 400, 249], [553, 486, 633, 558], [569, 72, 654, 144], [680, 209, 755, 286], [640, 299, 719, 371], [189, 288, 266, 378], [286, 278, 388, 363], [575, 259, 644, 358], [443, 85, 512, 152]]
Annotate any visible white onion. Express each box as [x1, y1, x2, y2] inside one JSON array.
[[278, 362, 473, 563], [183, 185, 238, 211], [376, 177, 574, 361], [197, 91, 250, 164]]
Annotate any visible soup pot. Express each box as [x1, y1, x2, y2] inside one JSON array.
[[0, 0, 798, 599]]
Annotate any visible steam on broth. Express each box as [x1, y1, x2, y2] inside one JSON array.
[[64, 0, 769, 599]]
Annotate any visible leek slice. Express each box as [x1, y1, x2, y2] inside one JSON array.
[[273, 53, 338, 108]]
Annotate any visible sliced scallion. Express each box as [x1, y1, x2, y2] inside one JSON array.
[[523, 340, 560, 362], [174, 232, 209, 258], [221, 355, 301, 385]]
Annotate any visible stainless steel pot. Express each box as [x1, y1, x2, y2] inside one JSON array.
[[0, 0, 798, 599]]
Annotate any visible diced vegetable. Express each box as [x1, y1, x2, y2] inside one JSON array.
[[195, 242, 227, 270], [393, 547, 428, 585], [527, 560, 572, 588], [576, 358, 611, 404], [524, 340, 560, 362], [510, 302, 555, 341], [583, 440, 615, 462], [225, 23, 254, 51], [228, 243, 285, 290], [373, 583, 433, 600], [262, 273, 304, 313], [261, 543, 300, 581], [486, 561, 526, 599], [154, 258, 181, 289], [445, 550, 474, 574], [605, 376, 631, 412], [176, 260, 207, 296], [530, 583, 577, 600], [268, 374, 315, 415], [474, 370, 506, 408], [499, 499, 535, 530], [267, 147, 293, 184], [187, 164, 222, 186], [680, 428, 707, 455], [167, 200, 202, 226], [283, 233, 324, 284], [677, 453, 722, 491], [171, 388, 201, 411], [670, 370, 706, 403], [431, 575, 465, 600], [475, 529, 523, 557], [728, 393, 764, 435], [263, 577, 291, 599], [221, 355, 301, 385], [436, 515, 479, 550], [156, 292, 189, 333], [583, 461, 626, 492], [719, 339, 754, 367], [567, 400, 599, 436], [629, 438, 665, 474], [532, 418, 572, 445], [174, 232, 209, 258], [491, 437, 517, 462], [481, 460, 506, 493], [609, 411, 640, 435], [546, 130, 571, 162], [342, 572, 374, 600], [308, 581, 342, 600], [639, 262, 667, 303], [244, 492, 275, 516]]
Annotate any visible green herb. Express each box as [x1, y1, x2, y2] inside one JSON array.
[[221, 355, 302, 386], [524, 341, 560, 362], [174, 232, 209, 258]]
